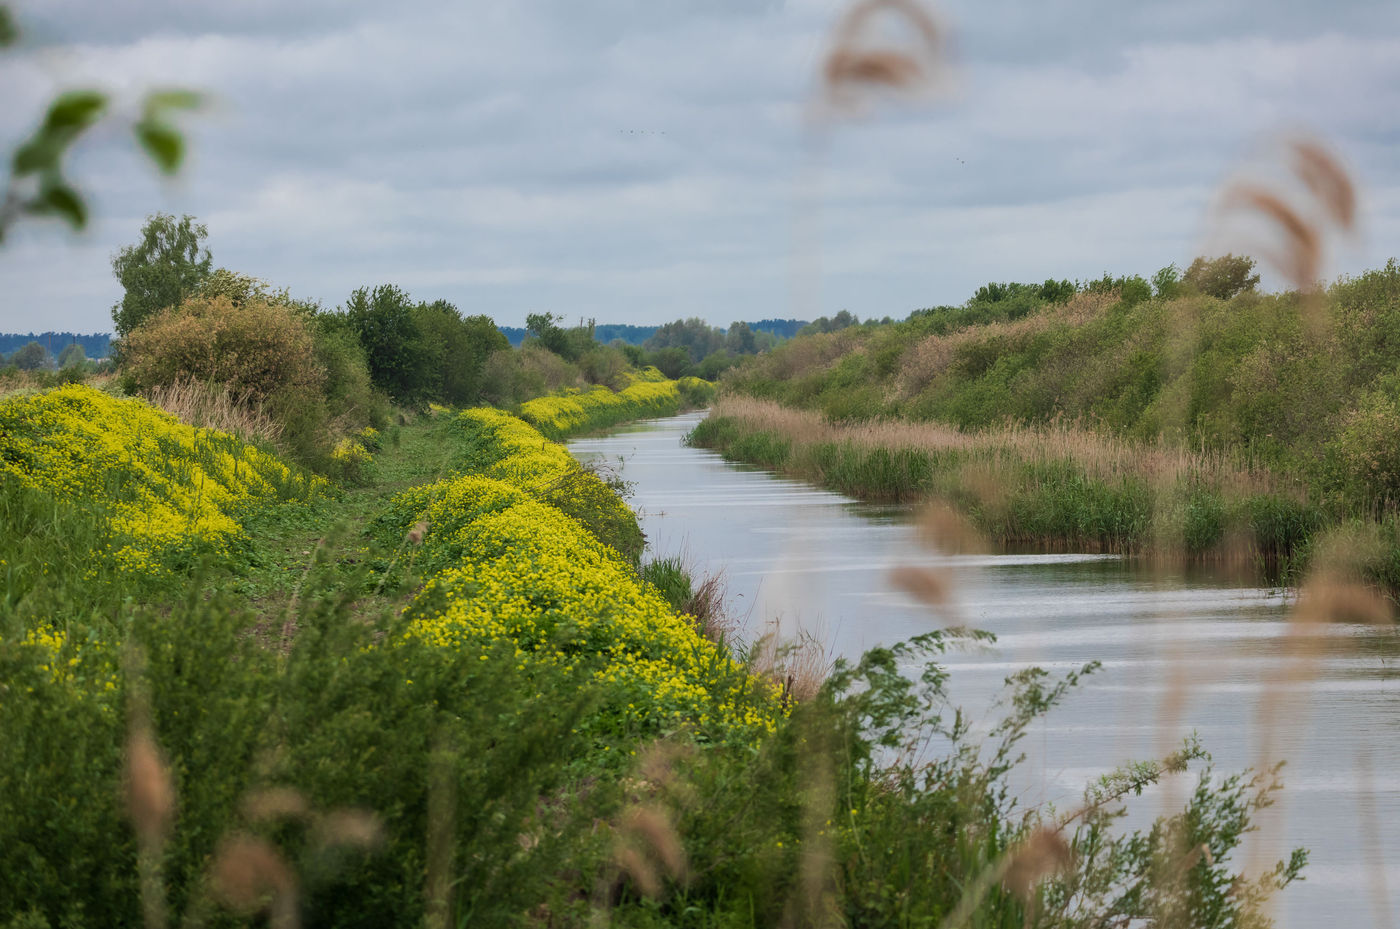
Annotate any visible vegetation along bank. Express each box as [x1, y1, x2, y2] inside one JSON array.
[[694, 257, 1400, 591], [0, 374, 1302, 927]]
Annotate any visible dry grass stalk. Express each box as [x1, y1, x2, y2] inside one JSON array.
[[1221, 185, 1322, 292], [209, 833, 299, 929], [613, 804, 688, 899], [1293, 139, 1357, 231], [1355, 750, 1397, 929], [143, 378, 283, 444], [1247, 564, 1389, 883], [425, 733, 457, 929], [1215, 134, 1358, 295], [1002, 827, 1073, 901], [242, 787, 309, 823], [126, 728, 174, 843], [683, 571, 737, 644], [126, 722, 174, 929], [753, 626, 831, 706], [311, 809, 384, 852], [913, 500, 987, 555], [821, 0, 949, 114]]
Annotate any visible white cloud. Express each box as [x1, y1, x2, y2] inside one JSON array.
[[2, 1, 1399, 332]]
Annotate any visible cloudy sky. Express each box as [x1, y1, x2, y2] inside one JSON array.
[[3, 0, 1400, 333]]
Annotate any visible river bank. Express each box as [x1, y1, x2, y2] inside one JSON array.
[[688, 395, 1400, 595], [572, 409, 1400, 929]]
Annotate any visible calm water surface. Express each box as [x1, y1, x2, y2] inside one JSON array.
[[570, 411, 1400, 929]]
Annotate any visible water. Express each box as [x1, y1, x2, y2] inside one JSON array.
[[570, 411, 1400, 929]]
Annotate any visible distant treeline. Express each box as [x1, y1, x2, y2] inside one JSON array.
[[0, 332, 111, 358], [497, 318, 807, 348]]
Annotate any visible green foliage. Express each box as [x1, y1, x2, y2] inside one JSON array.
[[641, 556, 693, 612], [55, 342, 85, 369], [341, 285, 432, 403], [645, 317, 726, 362], [110, 214, 213, 337], [10, 341, 49, 371], [411, 300, 509, 404], [1182, 254, 1260, 299]]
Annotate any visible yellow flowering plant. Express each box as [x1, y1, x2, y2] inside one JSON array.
[[0, 384, 326, 577]]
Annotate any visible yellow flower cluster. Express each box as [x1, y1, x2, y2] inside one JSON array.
[[391, 409, 779, 742], [616, 365, 668, 386], [519, 379, 686, 439], [331, 437, 372, 466], [0, 384, 325, 574], [10, 625, 118, 699]]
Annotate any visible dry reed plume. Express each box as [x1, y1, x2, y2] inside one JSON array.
[[1215, 136, 1358, 294], [820, 0, 951, 115]]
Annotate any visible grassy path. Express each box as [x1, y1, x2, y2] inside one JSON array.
[[220, 413, 458, 631]]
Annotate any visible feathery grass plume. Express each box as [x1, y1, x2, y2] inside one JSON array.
[[821, 0, 951, 115], [1293, 138, 1357, 230], [1221, 185, 1323, 292], [425, 730, 457, 929], [1001, 827, 1073, 903], [1216, 135, 1358, 295], [241, 787, 309, 823], [209, 833, 298, 929], [912, 500, 987, 554], [125, 650, 173, 929], [310, 809, 384, 853], [616, 804, 688, 893]]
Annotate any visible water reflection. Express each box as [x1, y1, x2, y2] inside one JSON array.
[[570, 411, 1400, 929]]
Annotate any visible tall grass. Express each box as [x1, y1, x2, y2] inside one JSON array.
[[690, 395, 1321, 567]]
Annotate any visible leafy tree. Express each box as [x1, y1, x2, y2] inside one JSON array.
[[1182, 254, 1260, 300], [726, 321, 757, 354], [648, 345, 694, 378], [526, 312, 570, 358], [56, 342, 85, 368], [10, 340, 49, 370], [412, 300, 508, 404], [645, 318, 725, 362], [342, 284, 432, 403], [110, 213, 213, 336], [1152, 264, 1182, 299]]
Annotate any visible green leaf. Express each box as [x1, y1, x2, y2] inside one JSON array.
[[142, 89, 203, 115], [134, 120, 184, 174], [25, 182, 87, 229], [11, 136, 57, 175], [0, 6, 19, 47], [42, 90, 107, 134]]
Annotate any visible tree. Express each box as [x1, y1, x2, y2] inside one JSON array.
[[56, 342, 85, 368], [1182, 254, 1260, 300], [111, 213, 213, 336], [1152, 264, 1182, 299], [342, 284, 432, 403], [526, 312, 576, 360], [726, 321, 757, 354], [11, 340, 50, 370], [412, 299, 509, 404]]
